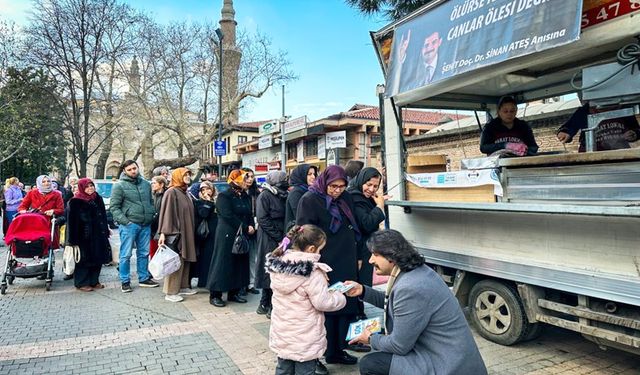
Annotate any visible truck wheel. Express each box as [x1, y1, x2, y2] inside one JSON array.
[[469, 280, 528, 345]]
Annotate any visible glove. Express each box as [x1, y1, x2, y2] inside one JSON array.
[[505, 142, 528, 156]]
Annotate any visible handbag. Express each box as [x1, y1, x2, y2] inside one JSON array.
[[148, 244, 181, 279], [231, 226, 249, 255], [164, 234, 181, 253], [62, 245, 81, 276], [196, 220, 209, 240]]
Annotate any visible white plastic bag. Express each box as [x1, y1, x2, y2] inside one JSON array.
[[62, 245, 80, 276], [148, 244, 181, 280], [108, 233, 121, 265]]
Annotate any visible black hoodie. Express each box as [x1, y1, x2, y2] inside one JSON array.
[[284, 164, 314, 230]]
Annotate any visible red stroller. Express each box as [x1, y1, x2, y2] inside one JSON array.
[[1, 213, 57, 294]]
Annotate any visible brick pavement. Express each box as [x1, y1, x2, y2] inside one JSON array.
[[1, 248, 640, 375]]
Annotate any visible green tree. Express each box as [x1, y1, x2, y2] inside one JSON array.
[[0, 67, 67, 182], [345, 0, 432, 21]]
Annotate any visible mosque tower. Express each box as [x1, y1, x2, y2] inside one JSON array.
[[220, 0, 241, 126]]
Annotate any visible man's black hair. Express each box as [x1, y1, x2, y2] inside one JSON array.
[[367, 230, 425, 272]]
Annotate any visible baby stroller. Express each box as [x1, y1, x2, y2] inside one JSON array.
[[1, 213, 57, 294]]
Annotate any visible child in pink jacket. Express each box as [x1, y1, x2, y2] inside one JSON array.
[[267, 224, 347, 375]]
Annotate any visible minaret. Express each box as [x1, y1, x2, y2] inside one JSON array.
[[220, 0, 241, 126], [129, 56, 140, 96]]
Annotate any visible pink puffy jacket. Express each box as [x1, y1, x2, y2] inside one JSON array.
[[267, 251, 347, 362]]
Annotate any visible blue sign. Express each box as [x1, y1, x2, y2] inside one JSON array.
[[214, 140, 226, 156]]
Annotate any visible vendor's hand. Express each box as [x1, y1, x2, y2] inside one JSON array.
[[557, 132, 571, 143], [44, 209, 54, 217], [247, 226, 255, 235], [158, 233, 165, 247], [348, 328, 372, 346], [505, 142, 527, 156], [343, 280, 363, 297], [623, 130, 638, 142]]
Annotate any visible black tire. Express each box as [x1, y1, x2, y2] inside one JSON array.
[[468, 280, 529, 346], [7, 276, 14, 285], [1, 283, 6, 295], [521, 322, 543, 342]]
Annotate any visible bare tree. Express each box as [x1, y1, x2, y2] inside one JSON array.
[[23, 0, 138, 177], [127, 23, 296, 169]]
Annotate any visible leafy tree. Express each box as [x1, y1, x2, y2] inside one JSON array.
[[0, 68, 66, 182], [345, 0, 432, 21]]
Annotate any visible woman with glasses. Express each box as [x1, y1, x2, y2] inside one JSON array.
[[296, 165, 362, 371]]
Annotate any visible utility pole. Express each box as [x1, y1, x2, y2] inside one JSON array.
[[280, 85, 286, 171], [215, 28, 224, 178]]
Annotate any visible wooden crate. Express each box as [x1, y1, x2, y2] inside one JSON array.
[[405, 182, 496, 203], [407, 154, 447, 174]]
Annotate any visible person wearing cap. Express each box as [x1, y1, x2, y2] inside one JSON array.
[[206, 169, 256, 307]]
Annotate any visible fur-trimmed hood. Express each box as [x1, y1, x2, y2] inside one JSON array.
[[267, 251, 332, 294]]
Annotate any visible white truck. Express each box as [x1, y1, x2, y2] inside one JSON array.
[[371, 0, 640, 354]]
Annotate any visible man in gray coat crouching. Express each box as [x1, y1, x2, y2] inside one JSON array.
[[345, 230, 487, 375]]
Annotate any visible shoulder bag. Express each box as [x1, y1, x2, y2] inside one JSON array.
[[231, 226, 249, 255]]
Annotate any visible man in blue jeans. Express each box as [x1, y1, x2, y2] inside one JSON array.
[[110, 160, 158, 292]]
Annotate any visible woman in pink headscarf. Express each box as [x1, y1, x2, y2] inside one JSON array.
[[66, 178, 111, 292]]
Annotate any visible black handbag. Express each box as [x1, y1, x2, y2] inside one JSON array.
[[164, 234, 181, 253], [231, 226, 249, 255], [196, 220, 209, 240]]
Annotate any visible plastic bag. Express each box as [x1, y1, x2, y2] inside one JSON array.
[[148, 244, 181, 279], [109, 233, 121, 265], [62, 245, 79, 276]]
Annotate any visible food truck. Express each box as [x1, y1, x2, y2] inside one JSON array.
[[371, 0, 640, 354]]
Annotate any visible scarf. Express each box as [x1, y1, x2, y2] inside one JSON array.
[[289, 164, 316, 192], [347, 167, 381, 196], [74, 178, 97, 202], [309, 165, 361, 239], [383, 265, 402, 334], [227, 169, 247, 195], [170, 167, 190, 191], [262, 170, 288, 198], [36, 175, 52, 194]]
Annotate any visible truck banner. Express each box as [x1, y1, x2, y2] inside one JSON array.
[[385, 0, 583, 97], [405, 169, 503, 196]]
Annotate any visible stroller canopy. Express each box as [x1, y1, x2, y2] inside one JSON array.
[[4, 213, 52, 247]]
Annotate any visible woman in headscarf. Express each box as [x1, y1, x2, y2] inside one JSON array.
[[150, 175, 168, 259], [18, 175, 65, 247], [346, 167, 387, 338], [296, 165, 361, 369], [254, 170, 288, 317], [284, 164, 317, 230], [157, 168, 197, 303], [193, 181, 218, 288], [66, 178, 111, 291], [206, 169, 255, 307], [4, 177, 23, 226]]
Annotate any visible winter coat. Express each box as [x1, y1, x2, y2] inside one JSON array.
[[296, 191, 359, 315], [109, 174, 155, 226], [150, 188, 166, 237], [268, 251, 346, 362], [349, 195, 384, 287], [284, 164, 313, 230], [4, 185, 24, 212], [66, 197, 111, 266], [206, 189, 254, 292], [18, 190, 64, 217], [194, 198, 218, 288], [363, 265, 487, 375], [254, 186, 287, 289], [157, 187, 196, 262]]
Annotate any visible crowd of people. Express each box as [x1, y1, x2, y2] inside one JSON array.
[[1, 159, 487, 375]]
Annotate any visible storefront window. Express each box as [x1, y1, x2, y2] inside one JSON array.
[[287, 143, 297, 160], [304, 138, 318, 157]]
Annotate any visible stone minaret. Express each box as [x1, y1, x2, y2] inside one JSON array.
[[220, 0, 241, 126], [128, 56, 140, 96]]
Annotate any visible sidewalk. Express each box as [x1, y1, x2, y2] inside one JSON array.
[[1, 249, 639, 374]]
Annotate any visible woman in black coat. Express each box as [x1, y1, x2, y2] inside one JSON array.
[[254, 171, 288, 316], [194, 181, 218, 288], [346, 167, 386, 320], [66, 178, 111, 291], [284, 164, 317, 230], [296, 165, 361, 367], [206, 170, 255, 307]]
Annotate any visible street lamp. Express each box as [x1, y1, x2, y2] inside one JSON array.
[[212, 28, 224, 178]]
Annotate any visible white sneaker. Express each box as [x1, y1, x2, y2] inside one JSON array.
[[179, 288, 197, 296], [165, 294, 184, 302]]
